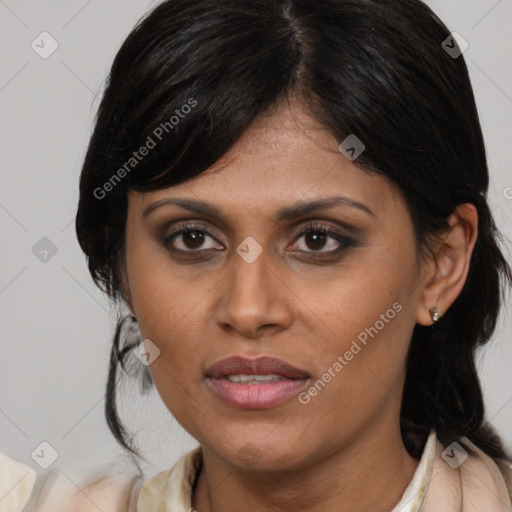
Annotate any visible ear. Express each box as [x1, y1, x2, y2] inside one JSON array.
[[415, 203, 478, 326]]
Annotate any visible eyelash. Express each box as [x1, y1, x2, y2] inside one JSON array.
[[162, 221, 355, 258]]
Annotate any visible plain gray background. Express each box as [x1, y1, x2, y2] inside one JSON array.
[[1, 0, 511, 481]]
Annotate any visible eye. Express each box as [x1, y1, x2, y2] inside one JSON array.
[[162, 221, 355, 257], [162, 223, 223, 252], [289, 223, 354, 255]]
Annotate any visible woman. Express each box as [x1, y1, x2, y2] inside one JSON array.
[[5, 0, 511, 510]]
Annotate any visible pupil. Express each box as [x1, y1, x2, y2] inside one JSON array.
[[184, 230, 204, 249], [306, 231, 326, 250]]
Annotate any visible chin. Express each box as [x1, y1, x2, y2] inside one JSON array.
[[210, 433, 314, 473]]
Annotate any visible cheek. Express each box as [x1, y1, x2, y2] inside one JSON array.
[[298, 244, 417, 407], [294, 309, 412, 450], [301, 249, 414, 347], [125, 232, 202, 341]]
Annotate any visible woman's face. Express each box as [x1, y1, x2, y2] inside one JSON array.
[[123, 102, 428, 471]]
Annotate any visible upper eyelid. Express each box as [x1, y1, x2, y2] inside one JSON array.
[[162, 215, 359, 235], [167, 221, 347, 236]]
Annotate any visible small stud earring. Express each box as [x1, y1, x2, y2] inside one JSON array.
[[430, 306, 439, 323]]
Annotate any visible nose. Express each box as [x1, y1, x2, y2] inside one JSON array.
[[214, 245, 293, 338]]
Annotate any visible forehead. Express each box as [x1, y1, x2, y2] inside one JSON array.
[[129, 102, 406, 222]]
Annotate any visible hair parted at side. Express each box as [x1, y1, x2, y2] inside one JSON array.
[[75, 0, 512, 478]]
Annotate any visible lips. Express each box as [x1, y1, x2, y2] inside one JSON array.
[[204, 356, 310, 409], [205, 356, 310, 380]]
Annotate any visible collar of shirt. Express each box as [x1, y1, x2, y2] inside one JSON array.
[[4, 428, 510, 512], [136, 429, 439, 512]]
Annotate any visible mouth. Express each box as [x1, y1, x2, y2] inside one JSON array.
[[204, 356, 310, 409]]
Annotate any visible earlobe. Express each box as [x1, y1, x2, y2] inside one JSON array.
[[430, 305, 440, 323], [415, 203, 478, 327]]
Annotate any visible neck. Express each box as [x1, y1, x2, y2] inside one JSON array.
[[192, 421, 420, 512]]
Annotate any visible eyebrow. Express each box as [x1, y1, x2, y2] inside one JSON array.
[[142, 195, 375, 222]]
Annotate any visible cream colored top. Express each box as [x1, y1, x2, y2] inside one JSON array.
[[136, 430, 437, 511], [2, 429, 512, 512], [0, 452, 36, 512]]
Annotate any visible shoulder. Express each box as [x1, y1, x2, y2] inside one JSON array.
[[0, 451, 37, 512], [25, 461, 144, 512], [495, 458, 512, 501], [458, 439, 512, 510], [137, 446, 202, 511], [421, 435, 512, 511]]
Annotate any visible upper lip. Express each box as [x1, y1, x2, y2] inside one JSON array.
[[205, 356, 310, 379]]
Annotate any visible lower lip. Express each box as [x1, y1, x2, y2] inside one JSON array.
[[206, 377, 309, 409]]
